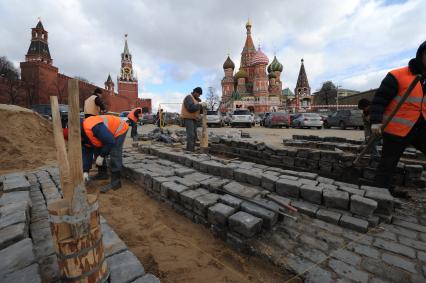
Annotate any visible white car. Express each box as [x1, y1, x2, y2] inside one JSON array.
[[206, 110, 224, 127], [230, 109, 254, 128], [292, 113, 323, 129], [119, 111, 130, 123]]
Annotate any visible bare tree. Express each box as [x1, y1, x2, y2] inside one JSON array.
[[0, 56, 19, 80], [313, 81, 337, 106], [205, 86, 220, 110]]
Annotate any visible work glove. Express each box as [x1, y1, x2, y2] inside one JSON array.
[[200, 102, 207, 108], [95, 156, 104, 166], [371, 124, 383, 137], [83, 172, 90, 183]]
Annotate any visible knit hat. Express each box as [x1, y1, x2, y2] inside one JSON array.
[[94, 87, 102, 95], [192, 87, 202, 95]]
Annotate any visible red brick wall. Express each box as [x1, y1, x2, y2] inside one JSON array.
[[0, 60, 151, 113]]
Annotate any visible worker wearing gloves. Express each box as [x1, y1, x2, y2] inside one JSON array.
[[370, 41, 426, 192], [127, 107, 142, 141], [180, 87, 205, 152], [84, 87, 107, 118], [81, 115, 128, 193]]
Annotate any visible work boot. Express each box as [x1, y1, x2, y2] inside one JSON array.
[[100, 172, 121, 193], [93, 166, 109, 180]]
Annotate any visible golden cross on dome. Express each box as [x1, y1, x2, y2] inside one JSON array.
[[38, 16, 41, 21], [125, 34, 128, 38]]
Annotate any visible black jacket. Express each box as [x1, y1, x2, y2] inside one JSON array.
[[370, 41, 426, 124]]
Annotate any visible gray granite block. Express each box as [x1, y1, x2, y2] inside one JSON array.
[[207, 203, 236, 226], [219, 194, 243, 209], [323, 189, 349, 210], [180, 188, 209, 210], [0, 263, 41, 283], [240, 201, 278, 229], [350, 195, 377, 217], [107, 250, 145, 283], [340, 215, 369, 233], [101, 222, 127, 257], [193, 193, 220, 216], [276, 179, 301, 198], [291, 200, 319, 217], [132, 273, 161, 283], [316, 209, 341, 225], [300, 184, 323, 204], [0, 222, 28, 249], [228, 211, 262, 238], [0, 238, 36, 276], [222, 182, 260, 199]]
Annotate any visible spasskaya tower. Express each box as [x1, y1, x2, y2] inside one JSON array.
[[117, 34, 138, 102]]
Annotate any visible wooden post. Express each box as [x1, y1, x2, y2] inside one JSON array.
[[200, 106, 208, 150], [50, 96, 73, 200], [47, 79, 109, 282], [67, 79, 90, 238]]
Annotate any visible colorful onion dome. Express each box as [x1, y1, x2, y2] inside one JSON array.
[[268, 56, 283, 72], [235, 69, 248, 79], [251, 48, 269, 66], [223, 56, 235, 69], [268, 72, 276, 79]]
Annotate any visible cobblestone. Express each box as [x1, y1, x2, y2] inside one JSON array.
[[373, 238, 416, 259], [331, 249, 362, 266], [350, 195, 377, 217], [275, 178, 301, 198], [349, 243, 380, 259], [381, 253, 417, 273], [398, 236, 426, 252], [207, 203, 236, 226], [299, 184, 322, 204], [317, 209, 341, 225], [340, 215, 369, 233], [323, 189, 349, 210], [393, 219, 426, 233], [328, 259, 369, 282], [228, 211, 262, 238]]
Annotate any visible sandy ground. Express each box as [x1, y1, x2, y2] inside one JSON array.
[[137, 124, 364, 147], [94, 179, 294, 283], [0, 104, 57, 174]]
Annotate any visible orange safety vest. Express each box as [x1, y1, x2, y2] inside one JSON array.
[[382, 66, 426, 137], [180, 95, 200, 120], [127, 108, 142, 123], [83, 115, 129, 147]]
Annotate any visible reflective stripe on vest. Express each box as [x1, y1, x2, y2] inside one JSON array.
[[127, 108, 141, 123], [382, 66, 426, 137], [102, 116, 127, 136]]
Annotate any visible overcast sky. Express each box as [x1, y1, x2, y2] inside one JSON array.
[[1, 0, 424, 112]]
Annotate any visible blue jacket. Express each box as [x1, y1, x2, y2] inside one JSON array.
[[82, 123, 116, 172]]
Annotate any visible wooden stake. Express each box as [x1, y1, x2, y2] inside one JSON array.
[[67, 79, 90, 238], [50, 96, 73, 201], [200, 106, 208, 149]]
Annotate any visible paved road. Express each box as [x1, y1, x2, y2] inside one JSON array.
[[138, 124, 365, 147]]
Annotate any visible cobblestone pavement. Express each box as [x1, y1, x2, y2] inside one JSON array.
[[121, 143, 426, 283], [0, 169, 158, 283]]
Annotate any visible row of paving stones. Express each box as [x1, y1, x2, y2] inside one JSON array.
[[136, 144, 399, 233], [124, 145, 426, 282], [0, 169, 159, 283], [289, 134, 425, 161], [208, 136, 426, 188]]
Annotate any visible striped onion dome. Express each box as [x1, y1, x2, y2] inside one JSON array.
[[223, 56, 235, 69], [268, 56, 283, 73], [250, 48, 269, 66]]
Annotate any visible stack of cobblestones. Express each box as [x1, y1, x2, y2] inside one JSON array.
[[0, 168, 159, 283], [286, 135, 425, 161], [125, 145, 426, 282], [208, 137, 426, 188]]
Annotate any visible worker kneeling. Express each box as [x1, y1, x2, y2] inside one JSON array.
[[82, 115, 128, 193]]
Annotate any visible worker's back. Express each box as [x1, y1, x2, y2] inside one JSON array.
[[84, 95, 100, 116]]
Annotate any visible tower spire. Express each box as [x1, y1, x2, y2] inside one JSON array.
[[25, 19, 52, 64], [295, 58, 311, 96]]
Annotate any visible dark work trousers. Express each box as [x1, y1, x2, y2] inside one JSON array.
[[184, 119, 197, 152], [129, 120, 138, 139], [110, 131, 128, 174], [375, 119, 426, 188]]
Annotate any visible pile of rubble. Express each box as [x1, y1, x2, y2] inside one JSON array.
[[137, 127, 187, 144], [208, 136, 426, 188], [0, 168, 159, 283], [123, 144, 426, 283]]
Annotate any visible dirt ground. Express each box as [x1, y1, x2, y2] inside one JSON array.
[[0, 104, 56, 174], [95, 179, 294, 283]]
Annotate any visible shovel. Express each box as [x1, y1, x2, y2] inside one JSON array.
[[353, 74, 423, 166]]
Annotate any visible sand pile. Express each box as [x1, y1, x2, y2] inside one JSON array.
[[0, 104, 56, 174]]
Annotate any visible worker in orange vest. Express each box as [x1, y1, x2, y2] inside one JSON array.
[[370, 41, 426, 192], [81, 115, 129, 193], [127, 108, 142, 141], [84, 88, 106, 118]]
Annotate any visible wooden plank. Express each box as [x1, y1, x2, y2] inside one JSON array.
[[67, 79, 84, 187], [200, 106, 208, 149], [67, 79, 90, 237], [50, 96, 73, 201]]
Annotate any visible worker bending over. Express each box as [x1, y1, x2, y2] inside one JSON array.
[[84, 87, 106, 118], [180, 87, 206, 152], [370, 41, 426, 192], [81, 115, 128, 193], [127, 107, 142, 141]]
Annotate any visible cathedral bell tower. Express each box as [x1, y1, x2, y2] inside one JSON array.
[[117, 34, 138, 103]]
